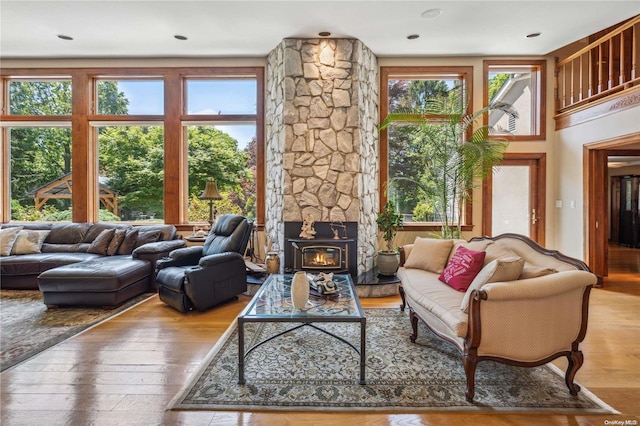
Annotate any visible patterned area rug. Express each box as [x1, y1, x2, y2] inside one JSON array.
[[0, 290, 154, 371], [171, 308, 616, 413]]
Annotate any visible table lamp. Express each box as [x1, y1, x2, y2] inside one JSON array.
[[200, 178, 222, 226]]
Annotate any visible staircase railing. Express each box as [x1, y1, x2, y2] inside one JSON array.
[[555, 15, 639, 113]]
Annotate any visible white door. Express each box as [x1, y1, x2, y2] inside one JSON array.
[[483, 156, 545, 243]]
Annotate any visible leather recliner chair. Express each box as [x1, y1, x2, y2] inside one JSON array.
[[156, 214, 252, 312]]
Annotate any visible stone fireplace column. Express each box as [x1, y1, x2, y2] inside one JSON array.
[[265, 38, 379, 275]]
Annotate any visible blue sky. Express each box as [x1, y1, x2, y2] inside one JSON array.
[[116, 80, 257, 149]]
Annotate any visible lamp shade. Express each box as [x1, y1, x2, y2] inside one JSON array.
[[200, 178, 222, 200]]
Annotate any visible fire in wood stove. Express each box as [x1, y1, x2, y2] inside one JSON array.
[[302, 246, 341, 269]]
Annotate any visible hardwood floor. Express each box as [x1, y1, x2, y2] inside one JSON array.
[[1, 248, 638, 426]]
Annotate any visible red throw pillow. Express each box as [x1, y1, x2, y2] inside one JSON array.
[[438, 246, 486, 292]]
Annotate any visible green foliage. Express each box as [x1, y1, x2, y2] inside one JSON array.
[[188, 194, 242, 223], [380, 85, 516, 239], [10, 201, 59, 222], [40, 208, 122, 222], [377, 200, 403, 252], [98, 126, 165, 219], [98, 209, 122, 222], [412, 201, 436, 222], [9, 81, 72, 115], [187, 126, 249, 195], [488, 73, 510, 102]]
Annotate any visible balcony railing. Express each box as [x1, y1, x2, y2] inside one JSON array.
[[555, 15, 639, 113]]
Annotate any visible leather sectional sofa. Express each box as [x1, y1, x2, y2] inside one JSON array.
[[0, 222, 185, 307]]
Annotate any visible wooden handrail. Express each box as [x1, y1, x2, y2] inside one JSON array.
[[556, 15, 639, 113]]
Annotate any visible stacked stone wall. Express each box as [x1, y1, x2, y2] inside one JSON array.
[[266, 38, 378, 274]]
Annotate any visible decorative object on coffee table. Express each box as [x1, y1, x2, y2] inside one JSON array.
[[291, 271, 309, 309], [307, 272, 339, 295]]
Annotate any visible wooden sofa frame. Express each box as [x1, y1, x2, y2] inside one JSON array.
[[398, 233, 594, 402]]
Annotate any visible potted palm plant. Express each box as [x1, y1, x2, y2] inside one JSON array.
[[376, 199, 403, 275], [379, 87, 516, 239]]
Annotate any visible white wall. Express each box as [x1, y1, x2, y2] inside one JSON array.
[[554, 105, 640, 260]]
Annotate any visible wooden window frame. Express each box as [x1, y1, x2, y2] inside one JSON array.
[[379, 66, 474, 231], [0, 67, 265, 229], [483, 60, 546, 141]]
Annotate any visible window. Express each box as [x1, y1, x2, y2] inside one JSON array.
[[9, 126, 73, 221], [3, 78, 73, 221], [0, 68, 264, 226], [96, 79, 164, 115], [186, 79, 257, 115], [97, 125, 164, 222], [380, 66, 473, 229], [186, 124, 256, 223], [184, 75, 260, 224], [8, 79, 72, 115], [484, 60, 546, 140]]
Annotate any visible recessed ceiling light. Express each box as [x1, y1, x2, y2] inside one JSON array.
[[526, 32, 542, 38], [174, 35, 188, 41], [319, 31, 331, 37], [407, 34, 420, 40], [421, 8, 443, 19], [57, 34, 73, 41]]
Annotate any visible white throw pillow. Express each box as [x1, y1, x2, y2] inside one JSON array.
[[403, 237, 454, 274], [0, 227, 23, 256], [460, 256, 525, 313], [11, 230, 51, 255]]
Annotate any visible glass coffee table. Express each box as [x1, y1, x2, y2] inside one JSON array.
[[237, 273, 367, 385]]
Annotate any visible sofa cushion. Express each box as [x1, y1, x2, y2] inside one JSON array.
[[45, 223, 91, 244], [83, 223, 128, 243], [519, 262, 556, 279], [0, 252, 102, 276], [483, 242, 520, 266], [11, 230, 50, 255], [404, 237, 454, 274], [38, 256, 151, 293], [399, 267, 468, 338], [439, 246, 486, 292], [41, 243, 83, 253], [117, 228, 139, 255], [0, 227, 23, 256], [107, 229, 127, 255], [134, 230, 161, 249], [135, 225, 176, 242], [460, 256, 525, 313], [448, 239, 493, 263], [87, 229, 116, 255]]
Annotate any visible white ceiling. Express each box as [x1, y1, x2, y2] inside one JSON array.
[[1, 1, 639, 59]]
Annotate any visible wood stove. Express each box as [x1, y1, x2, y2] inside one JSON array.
[[284, 222, 357, 277]]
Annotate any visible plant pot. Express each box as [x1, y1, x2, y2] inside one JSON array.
[[377, 251, 399, 276]]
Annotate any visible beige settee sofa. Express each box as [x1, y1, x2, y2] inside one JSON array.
[[397, 233, 597, 402]]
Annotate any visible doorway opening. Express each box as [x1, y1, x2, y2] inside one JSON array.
[[584, 133, 640, 279]]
